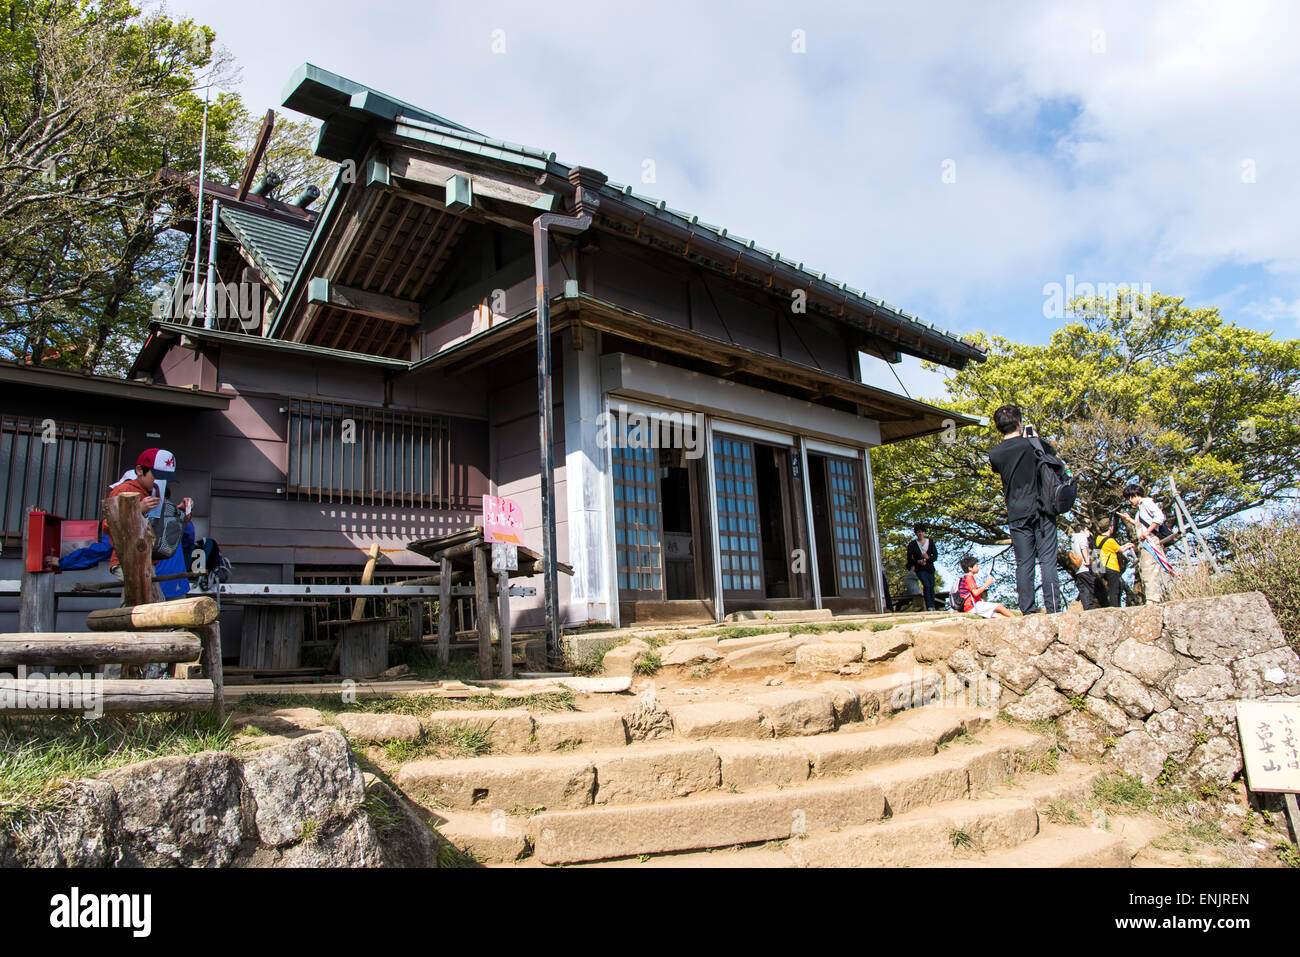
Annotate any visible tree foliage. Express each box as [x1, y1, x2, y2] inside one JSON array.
[[871, 292, 1300, 577], [0, 0, 246, 373]]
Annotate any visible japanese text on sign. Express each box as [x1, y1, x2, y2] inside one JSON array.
[[1236, 701, 1300, 793]]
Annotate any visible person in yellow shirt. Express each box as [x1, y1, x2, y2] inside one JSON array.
[[1094, 518, 1135, 608]]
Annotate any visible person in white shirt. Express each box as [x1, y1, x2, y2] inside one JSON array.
[[1123, 483, 1174, 603]]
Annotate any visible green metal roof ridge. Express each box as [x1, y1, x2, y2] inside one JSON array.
[[219, 206, 313, 297]]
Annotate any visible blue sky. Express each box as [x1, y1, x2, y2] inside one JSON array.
[[172, 0, 1300, 401]]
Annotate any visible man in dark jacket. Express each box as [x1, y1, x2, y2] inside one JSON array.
[[987, 405, 1062, 614], [905, 523, 939, 611]]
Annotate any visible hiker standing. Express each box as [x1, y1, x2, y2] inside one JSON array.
[[1094, 517, 1134, 609], [906, 523, 939, 611], [1123, 483, 1175, 603], [1069, 522, 1104, 610], [987, 405, 1063, 613]]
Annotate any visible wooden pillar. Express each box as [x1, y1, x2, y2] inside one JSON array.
[[438, 557, 452, 664], [195, 621, 224, 719], [410, 599, 425, 643], [473, 544, 493, 678], [103, 493, 155, 607], [497, 570, 513, 679]]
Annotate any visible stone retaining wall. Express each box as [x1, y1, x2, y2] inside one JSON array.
[[911, 592, 1300, 785], [0, 730, 429, 868]]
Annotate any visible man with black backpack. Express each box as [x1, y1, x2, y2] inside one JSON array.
[[987, 405, 1067, 614]]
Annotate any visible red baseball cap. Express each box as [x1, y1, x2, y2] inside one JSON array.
[[137, 448, 177, 474]]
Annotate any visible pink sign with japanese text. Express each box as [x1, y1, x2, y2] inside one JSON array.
[[484, 494, 524, 545]]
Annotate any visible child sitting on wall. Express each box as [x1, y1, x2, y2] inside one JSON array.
[[957, 555, 1015, 618]]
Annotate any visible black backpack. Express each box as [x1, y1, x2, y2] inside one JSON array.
[[149, 500, 185, 561], [1027, 434, 1077, 517]]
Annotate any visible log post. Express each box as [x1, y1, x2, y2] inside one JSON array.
[[497, 570, 513, 679], [86, 595, 219, 631], [473, 544, 493, 678], [102, 493, 156, 607], [438, 556, 452, 664], [194, 621, 224, 719]]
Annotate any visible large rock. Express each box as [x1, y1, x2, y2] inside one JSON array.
[[601, 639, 650, 677], [1003, 686, 1071, 722], [752, 690, 837, 736], [862, 631, 912, 663], [623, 688, 675, 741], [98, 751, 246, 867], [723, 636, 817, 670], [660, 644, 723, 667], [1001, 615, 1059, 656], [240, 731, 366, 847], [1230, 647, 1300, 699], [1119, 603, 1165, 645], [397, 754, 596, 811], [593, 745, 720, 804], [1071, 608, 1128, 664], [335, 712, 423, 744], [795, 641, 864, 672], [1109, 639, 1178, 685], [1171, 664, 1236, 705], [1164, 592, 1287, 661], [1106, 672, 1168, 719], [813, 683, 863, 725], [909, 621, 970, 663], [273, 816, 384, 867], [4, 779, 120, 867], [1036, 643, 1104, 696], [1085, 696, 1130, 734], [1184, 736, 1242, 786], [1145, 709, 1200, 763], [989, 648, 1040, 694], [1057, 710, 1108, 757], [670, 702, 767, 739], [1110, 731, 1168, 784]]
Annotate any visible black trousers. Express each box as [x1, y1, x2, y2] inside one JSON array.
[[1102, 568, 1123, 608], [1074, 570, 1101, 610], [1009, 513, 1061, 613]]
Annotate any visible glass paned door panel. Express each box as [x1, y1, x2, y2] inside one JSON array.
[[827, 455, 868, 597], [612, 430, 663, 598], [712, 435, 764, 599]]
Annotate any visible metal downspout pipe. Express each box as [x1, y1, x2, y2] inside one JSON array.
[[532, 167, 606, 669]]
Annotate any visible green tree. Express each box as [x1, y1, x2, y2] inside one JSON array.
[[0, 0, 246, 373], [871, 291, 1300, 586]]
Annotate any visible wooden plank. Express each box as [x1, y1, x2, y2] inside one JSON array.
[[86, 596, 219, 631], [240, 606, 304, 671], [438, 556, 452, 665], [307, 278, 418, 326], [0, 631, 200, 666], [338, 620, 388, 678], [389, 150, 556, 211], [0, 678, 215, 713], [473, 544, 493, 678]]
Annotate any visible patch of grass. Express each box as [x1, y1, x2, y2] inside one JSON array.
[[1277, 843, 1300, 868], [362, 789, 406, 837], [381, 725, 492, 763], [436, 839, 481, 868], [1028, 746, 1060, 775], [1184, 820, 1228, 846], [299, 818, 321, 844], [1156, 758, 1180, 788], [689, 664, 713, 680], [567, 639, 625, 676], [1067, 695, 1088, 712], [633, 651, 661, 676], [0, 713, 236, 825], [240, 689, 575, 718], [949, 829, 982, 852], [1092, 772, 1154, 809], [1044, 800, 1084, 826]]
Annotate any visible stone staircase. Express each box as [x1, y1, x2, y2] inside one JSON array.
[[382, 667, 1134, 867]]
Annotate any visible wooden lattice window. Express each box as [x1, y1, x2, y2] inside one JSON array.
[[0, 416, 122, 546], [827, 455, 868, 596], [712, 435, 763, 598], [286, 399, 449, 507], [612, 433, 663, 596]]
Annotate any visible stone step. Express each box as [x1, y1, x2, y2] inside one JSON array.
[[395, 704, 1002, 814], [474, 728, 1050, 864], [941, 822, 1131, 867], [785, 797, 1040, 867], [724, 608, 835, 623]]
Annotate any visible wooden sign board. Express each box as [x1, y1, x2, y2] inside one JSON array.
[[491, 542, 518, 573], [1236, 700, 1300, 793], [484, 494, 524, 546]]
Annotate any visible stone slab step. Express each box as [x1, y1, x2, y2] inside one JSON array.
[[724, 609, 834, 622], [494, 730, 1049, 864], [532, 776, 888, 865], [786, 797, 1040, 867], [396, 705, 1003, 813], [942, 822, 1131, 867]]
